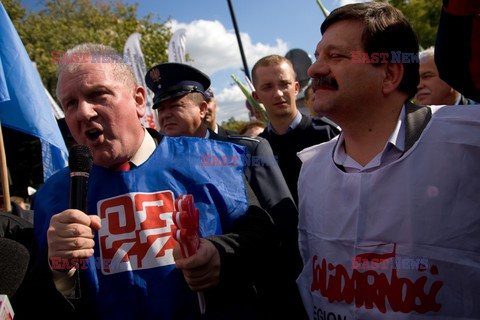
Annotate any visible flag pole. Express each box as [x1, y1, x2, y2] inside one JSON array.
[[0, 122, 11, 212], [227, 0, 251, 81], [316, 0, 331, 18]]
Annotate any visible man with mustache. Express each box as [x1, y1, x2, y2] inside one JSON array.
[[416, 47, 476, 106], [252, 55, 339, 205], [297, 2, 480, 318]]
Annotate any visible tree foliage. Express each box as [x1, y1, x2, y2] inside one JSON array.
[[380, 0, 442, 49], [2, 0, 172, 198], [221, 117, 249, 133], [3, 0, 172, 99]]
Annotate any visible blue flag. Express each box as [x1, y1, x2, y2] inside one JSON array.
[[0, 56, 9, 103], [0, 3, 68, 180]]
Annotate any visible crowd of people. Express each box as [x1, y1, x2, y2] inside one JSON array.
[[2, 1, 480, 319]]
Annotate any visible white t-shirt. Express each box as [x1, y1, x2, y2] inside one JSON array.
[[297, 105, 480, 319]]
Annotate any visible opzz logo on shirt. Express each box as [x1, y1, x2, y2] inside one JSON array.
[[98, 191, 177, 275]]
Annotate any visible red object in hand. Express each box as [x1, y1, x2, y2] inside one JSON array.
[[172, 194, 206, 314], [172, 194, 200, 258]]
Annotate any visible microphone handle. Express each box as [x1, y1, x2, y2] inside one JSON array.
[[70, 174, 89, 212]]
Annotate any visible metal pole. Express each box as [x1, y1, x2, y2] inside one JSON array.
[[227, 0, 251, 81]]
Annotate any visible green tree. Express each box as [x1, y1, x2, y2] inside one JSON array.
[[2, 0, 27, 25], [2, 0, 172, 198], [221, 117, 248, 133], [4, 0, 171, 100], [380, 0, 442, 49]]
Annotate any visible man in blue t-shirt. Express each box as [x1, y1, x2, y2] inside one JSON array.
[[30, 43, 276, 320]]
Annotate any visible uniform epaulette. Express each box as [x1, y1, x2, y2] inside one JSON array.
[[224, 134, 262, 143]]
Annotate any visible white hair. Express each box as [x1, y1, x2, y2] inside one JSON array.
[[419, 46, 435, 63], [56, 43, 138, 87]]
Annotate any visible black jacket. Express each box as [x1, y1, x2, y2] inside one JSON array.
[[260, 114, 339, 204], [216, 124, 236, 136], [209, 130, 306, 320]]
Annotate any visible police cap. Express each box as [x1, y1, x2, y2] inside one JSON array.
[[145, 63, 211, 109]]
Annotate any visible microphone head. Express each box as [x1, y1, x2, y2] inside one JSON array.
[[69, 145, 93, 173], [0, 238, 30, 298]]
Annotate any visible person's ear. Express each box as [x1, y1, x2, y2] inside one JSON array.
[[199, 101, 208, 119], [294, 81, 300, 96], [382, 63, 404, 95], [134, 86, 147, 118]]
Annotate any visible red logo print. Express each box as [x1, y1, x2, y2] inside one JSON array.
[[310, 243, 443, 314], [98, 191, 178, 274]]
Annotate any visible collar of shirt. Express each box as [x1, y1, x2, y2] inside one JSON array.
[[267, 110, 302, 134], [205, 129, 210, 139], [129, 128, 157, 167], [333, 104, 406, 173], [213, 123, 218, 134]]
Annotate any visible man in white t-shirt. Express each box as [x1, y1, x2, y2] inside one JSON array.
[[297, 2, 480, 319]]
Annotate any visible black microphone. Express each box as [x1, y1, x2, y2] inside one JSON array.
[[0, 238, 30, 298], [69, 145, 93, 212]]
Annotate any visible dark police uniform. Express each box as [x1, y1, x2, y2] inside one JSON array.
[[210, 131, 306, 320], [216, 125, 235, 136]]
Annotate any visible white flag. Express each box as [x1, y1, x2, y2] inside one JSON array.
[[168, 29, 187, 63], [44, 86, 64, 120], [124, 32, 158, 130], [32, 62, 64, 119]]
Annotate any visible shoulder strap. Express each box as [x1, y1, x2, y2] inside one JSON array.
[[404, 102, 432, 152]]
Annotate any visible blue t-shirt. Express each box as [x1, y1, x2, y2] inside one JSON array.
[[34, 136, 249, 319]]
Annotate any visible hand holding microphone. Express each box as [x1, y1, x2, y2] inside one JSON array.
[[47, 145, 100, 270]]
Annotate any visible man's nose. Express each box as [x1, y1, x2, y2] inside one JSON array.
[[77, 100, 97, 121], [157, 108, 171, 120], [308, 59, 330, 78], [273, 87, 284, 97], [417, 80, 425, 90]]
